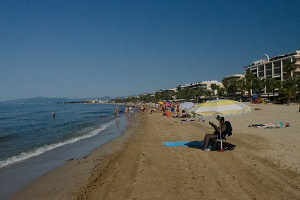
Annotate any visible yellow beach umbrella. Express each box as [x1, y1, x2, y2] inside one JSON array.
[[189, 99, 251, 117], [189, 99, 251, 151]]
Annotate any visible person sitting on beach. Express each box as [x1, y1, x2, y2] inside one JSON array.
[[149, 109, 155, 114], [163, 111, 171, 116], [138, 106, 146, 112], [248, 122, 290, 128], [171, 112, 178, 118], [202, 117, 227, 151]]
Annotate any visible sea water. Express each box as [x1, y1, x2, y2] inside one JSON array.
[[0, 103, 128, 199]]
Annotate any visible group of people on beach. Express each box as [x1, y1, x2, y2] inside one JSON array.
[[114, 105, 133, 121], [144, 101, 228, 151], [159, 102, 180, 118], [136, 101, 183, 117]]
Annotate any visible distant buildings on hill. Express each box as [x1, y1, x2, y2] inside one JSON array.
[[121, 49, 299, 101], [177, 80, 223, 91], [84, 99, 109, 104], [167, 80, 224, 96]]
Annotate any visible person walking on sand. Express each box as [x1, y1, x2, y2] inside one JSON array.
[[129, 106, 133, 114]]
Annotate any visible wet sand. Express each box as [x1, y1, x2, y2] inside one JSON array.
[[12, 103, 300, 199]]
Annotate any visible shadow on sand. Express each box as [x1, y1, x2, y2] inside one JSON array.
[[187, 141, 236, 151]]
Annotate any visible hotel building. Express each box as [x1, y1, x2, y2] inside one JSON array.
[[177, 80, 223, 91], [243, 50, 300, 81]]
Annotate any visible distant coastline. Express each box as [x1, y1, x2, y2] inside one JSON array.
[[0, 96, 112, 105]]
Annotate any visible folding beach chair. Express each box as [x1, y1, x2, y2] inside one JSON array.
[[213, 121, 233, 150]]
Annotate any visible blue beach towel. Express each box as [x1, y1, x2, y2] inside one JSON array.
[[162, 141, 203, 147]]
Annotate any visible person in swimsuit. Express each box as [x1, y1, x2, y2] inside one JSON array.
[[114, 106, 119, 116]]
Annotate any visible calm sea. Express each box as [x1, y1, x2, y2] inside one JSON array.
[[0, 103, 128, 199]]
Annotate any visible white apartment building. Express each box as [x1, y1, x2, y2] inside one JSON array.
[[178, 80, 223, 91], [243, 50, 300, 81], [223, 74, 245, 80]]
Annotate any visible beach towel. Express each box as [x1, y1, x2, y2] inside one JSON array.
[[162, 141, 203, 147], [249, 122, 290, 128]]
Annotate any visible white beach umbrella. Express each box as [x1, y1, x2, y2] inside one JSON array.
[[179, 102, 195, 109], [189, 99, 251, 117]]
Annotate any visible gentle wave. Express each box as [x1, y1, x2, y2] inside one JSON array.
[[0, 120, 115, 168], [0, 133, 18, 141]]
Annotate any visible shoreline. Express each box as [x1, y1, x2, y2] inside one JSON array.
[[11, 113, 137, 200], [12, 103, 300, 199], [1, 113, 127, 200]]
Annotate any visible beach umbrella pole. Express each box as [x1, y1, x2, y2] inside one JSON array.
[[219, 119, 223, 151]]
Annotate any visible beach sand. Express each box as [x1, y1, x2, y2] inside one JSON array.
[[12, 103, 300, 199]]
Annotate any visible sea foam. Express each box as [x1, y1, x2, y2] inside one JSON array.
[[0, 121, 114, 168]]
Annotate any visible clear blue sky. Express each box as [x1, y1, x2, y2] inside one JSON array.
[[1, 0, 299, 101]]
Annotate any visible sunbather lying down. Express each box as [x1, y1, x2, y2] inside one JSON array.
[[248, 122, 290, 128]]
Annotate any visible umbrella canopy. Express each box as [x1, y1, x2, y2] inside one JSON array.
[[164, 101, 171, 106], [189, 99, 251, 117], [179, 102, 195, 109]]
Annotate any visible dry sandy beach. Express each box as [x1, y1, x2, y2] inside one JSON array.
[[12, 103, 300, 200]]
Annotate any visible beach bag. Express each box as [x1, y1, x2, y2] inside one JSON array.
[[214, 140, 235, 151], [219, 121, 232, 139], [225, 121, 232, 136]]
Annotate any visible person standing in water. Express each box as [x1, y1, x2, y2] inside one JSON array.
[[125, 106, 130, 120], [114, 106, 119, 116], [52, 111, 55, 118]]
